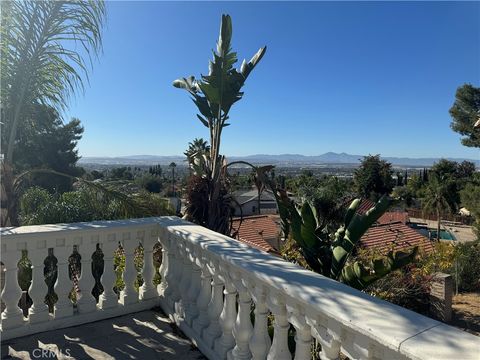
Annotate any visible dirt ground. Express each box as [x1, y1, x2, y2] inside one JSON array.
[[451, 292, 480, 336]]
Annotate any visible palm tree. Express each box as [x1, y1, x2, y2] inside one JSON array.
[[173, 14, 266, 234], [1, 0, 106, 226], [184, 138, 210, 164], [169, 162, 177, 197], [422, 175, 451, 241], [184, 138, 210, 176]]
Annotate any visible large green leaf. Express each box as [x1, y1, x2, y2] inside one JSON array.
[[340, 247, 418, 290], [300, 202, 319, 250], [331, 195, 390, 280]]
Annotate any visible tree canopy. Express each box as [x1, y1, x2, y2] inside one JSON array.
[[12, 105, 84, 192], [449, 84, 480, 148], [353, 155, 394, 200]]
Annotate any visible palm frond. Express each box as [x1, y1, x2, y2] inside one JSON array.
[[13, 168, 150, 220], [2, 0, 106, 163]]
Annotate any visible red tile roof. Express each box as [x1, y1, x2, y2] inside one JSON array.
[[377, 211, 409, 225], [355, 198, 376, 215], [360, 221, 434, 254], [231, 215, 281, 254]]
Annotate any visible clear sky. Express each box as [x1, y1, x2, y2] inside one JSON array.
[[67, 1, 480, 159]]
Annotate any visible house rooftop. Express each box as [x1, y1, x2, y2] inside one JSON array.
[[354, 198, 376, 215], [232, 189, 276, 205], [231, 215, 280, 254], [361, 221, 434, 254], [377, 211, 409, 225]]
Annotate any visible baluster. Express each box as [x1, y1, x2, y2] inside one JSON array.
[[192, 252, 212, 336], [54, 238, 74, 318], [76, 235, 97, 313], [159, 231, 178, 313], [1, 247, 24, 329], [120, 232, 138, 306], [229, 273, 253, 360], [177, 243, 192, 321], [214, 265, 237, 358], [249, 285, 271, 360], [176, 242, 192, 320], [140, 229, 158, 300], [266, 293, 291, 360], [306, 315, 341, 360], [98, 233, 119, 309], [158, 245, 168, 292], [27, 240, 49, 323], [203, 261, 224, 349], [286, 303, 311, 360], [185, 246, 201, 326], [170, 237, 183, 314]]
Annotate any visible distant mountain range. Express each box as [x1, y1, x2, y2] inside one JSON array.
[[79, 152, 480, 167]]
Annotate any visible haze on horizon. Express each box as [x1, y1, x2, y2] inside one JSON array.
[[67, 1, 480, 160]]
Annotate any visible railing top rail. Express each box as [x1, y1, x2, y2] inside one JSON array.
[[1, 217, 166, 238]]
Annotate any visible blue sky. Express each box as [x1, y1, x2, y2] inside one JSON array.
[[68, 1, 480, 159]]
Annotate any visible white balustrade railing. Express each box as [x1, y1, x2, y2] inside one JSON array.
[[0, 218, 160, 340], [1, 217, 479, 360]]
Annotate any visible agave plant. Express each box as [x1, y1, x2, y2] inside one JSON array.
[[255, 167, 418, 290], [173, 14, 266, 234]]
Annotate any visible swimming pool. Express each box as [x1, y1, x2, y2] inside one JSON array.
[[410, 224, 456, 240], [429, 229, 456, 240]]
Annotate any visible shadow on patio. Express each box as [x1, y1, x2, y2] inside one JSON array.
[[1, 307, 206, 360]]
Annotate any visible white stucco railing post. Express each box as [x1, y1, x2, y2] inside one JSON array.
[[98, 232, 119, 310], [139, 229, 158, 300], [53, 237, 74, 319], [176, 242, 192, 321], [266, 293, 291, 360], [158, 230, 177, 313], [214, 264, 237, 358], [191, 252, 212, 336], [203, 261, 224, 349], [27, 239, 49, 324], [249, 284, 271, 359], [120, 232, 138, 306], [286, 303, 311, 360], [306, 315, 341, 360], [157, 245, 168, 293], [228, 272, 253, 360], [1, 246, 24, 330], [185, 245, 201, 326], [76, 234, 98, 314]]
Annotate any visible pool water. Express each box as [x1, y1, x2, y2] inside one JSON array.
[[429, 229, 456, 240], [410, 225, 456, 240]]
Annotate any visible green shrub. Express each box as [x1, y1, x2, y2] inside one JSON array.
[[454, 240, 480, 292], [136, 174, 163, 193], [19, 186, 174, 226]]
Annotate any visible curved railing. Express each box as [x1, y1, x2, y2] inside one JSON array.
[[1, 217, 478, 359]]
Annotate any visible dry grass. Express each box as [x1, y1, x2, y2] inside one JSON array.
[[451, 292, 480, 336]]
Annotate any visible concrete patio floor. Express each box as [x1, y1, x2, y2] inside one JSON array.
[[1, 308, 206, 360]]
